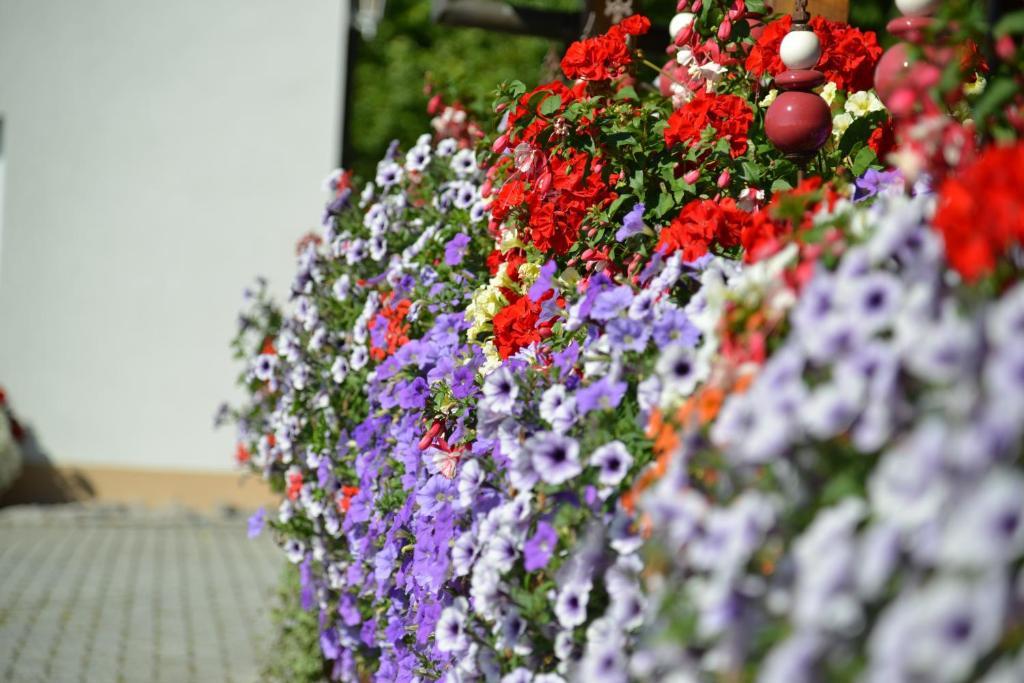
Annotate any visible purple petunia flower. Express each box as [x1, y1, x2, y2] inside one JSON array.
[[854, 168, 904, 202], [576, 377, 627, 415], [247, 507, 265, 539], [445, 232, 472, 266], [523, 521, 558, 571], [652, 307, 700, 348], [590, 286, 634, 321], [416, 475, 456, 516], [529, 432, 582, 485], [529, 260, 558, 302], [396, 377, 429, 410], [606, 317, 651, 353], [615, 202, 646, 241]]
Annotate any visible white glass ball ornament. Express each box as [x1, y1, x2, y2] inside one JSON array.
[[780, 30, 822, 70], [895, 0, 940, 17], [669, 12, 696, 40]]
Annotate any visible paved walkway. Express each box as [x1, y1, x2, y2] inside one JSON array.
[[0, 504, 282, 682]]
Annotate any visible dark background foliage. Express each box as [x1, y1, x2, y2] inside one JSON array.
[[343, 0, 894, 178]]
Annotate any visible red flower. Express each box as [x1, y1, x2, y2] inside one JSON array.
[[338, 486, 360, 514], [369, 294, 413, 361], [657, 198, 748, 260], [235, 443, 251, 465], [492, 294, 543, 359], [933, 143, 1024, 281], [746, 16, 882, 93], [868, 117, 896, 158], [664, 92, 753, 158], [561, 15, 650, 82], [286, 470, 303, 502]]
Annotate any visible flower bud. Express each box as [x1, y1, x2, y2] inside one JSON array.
[[717, 20, 732, 41], [717, 170, 730, 188], [491, 134, 509, 154], [684, 169, 700, 184]]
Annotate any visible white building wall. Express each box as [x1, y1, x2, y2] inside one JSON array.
[[0, 0, 345, 471]]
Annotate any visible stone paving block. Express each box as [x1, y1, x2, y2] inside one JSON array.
[[0, 504, 282, 683]]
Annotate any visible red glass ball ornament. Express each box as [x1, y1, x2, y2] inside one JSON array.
[[765, 90, 833, 155]]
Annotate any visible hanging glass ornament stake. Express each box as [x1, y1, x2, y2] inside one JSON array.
[[764, 0, 833, 168]]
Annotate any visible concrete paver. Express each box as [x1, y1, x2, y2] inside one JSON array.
[[0, 504, 282, 683]]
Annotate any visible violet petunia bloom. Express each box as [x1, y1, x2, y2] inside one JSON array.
[[854, 168, 904, 202], [615, 202, 647, 241], [529, 260, 558, 302], [247, 507, 266, 539], [445, 232, 472, 266], [416, 475, 456, 517], [576, 376, 627, 415], [523, 521, 558, 571], [529, 432, 582, 485], [590, 286, 634, 321]]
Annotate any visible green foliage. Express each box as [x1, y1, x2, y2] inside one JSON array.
[[261, 565, 329, 683], [347, 0, 560, 179]]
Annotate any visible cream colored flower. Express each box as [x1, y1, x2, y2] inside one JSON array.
[[845, 90, 885, 118], [819, 81, 839, 107], [832, 112, 854, 141], [517, 262, 540, 287], [759, 89, 778, 108], [964, 74, 987, 96]]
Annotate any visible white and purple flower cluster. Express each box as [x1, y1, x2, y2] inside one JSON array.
[[226, 124, 1024, 682], [634, 193, 1024, 682]]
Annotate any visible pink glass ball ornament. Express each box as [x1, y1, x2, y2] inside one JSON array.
[[765, 24, 832, 159], [765, 90, 833, 154]]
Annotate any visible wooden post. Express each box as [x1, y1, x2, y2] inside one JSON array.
[[770, 0, 849, 22]]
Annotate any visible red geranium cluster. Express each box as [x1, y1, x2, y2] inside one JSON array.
[[657, 198, 747, 261], [746, 16, 882, 93], [492, 294, 544, 359], [561, 15, 651, 82], [664, 91, 753, 158], [933, 143, 1024, 281], [368, 294, 412, 361], [657, 178, 846, 264]]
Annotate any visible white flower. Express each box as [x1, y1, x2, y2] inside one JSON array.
[[436, 598, 470, 653], [819, 81, 839, 106], [539, 384, 577, 433], [938, 468, 1024, 568], [832, 112, 854, 141], [330, 356, 349, 384], [845, 90, 885, 117], [555, 580, 592, 628]]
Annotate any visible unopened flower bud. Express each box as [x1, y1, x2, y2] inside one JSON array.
[[684, 169, 700, 184], [491, 134, 508, 154], [717, 20, 732, 41], [717, 170, 730, 188]]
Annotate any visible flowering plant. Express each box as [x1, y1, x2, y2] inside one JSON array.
[[221, 3, 1024, 682]]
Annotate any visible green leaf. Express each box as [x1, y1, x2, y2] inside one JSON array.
[[771, 178, 793, 193], [995, 10, 1024, 35], [615, 86, 639, 101], [539, 94, 563, 116], [851, 146, 877, 176], [507, 80, 527, 98], [975, 78, 1018, 122]]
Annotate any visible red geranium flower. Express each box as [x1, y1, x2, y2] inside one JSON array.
[[561, 15, 651, 82], [933, 143, 1024, 281], [492, 294, 543, 359], [746, 16, 882, 93], [657, 198, 748, 261], [664, 91, 753, 158]]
